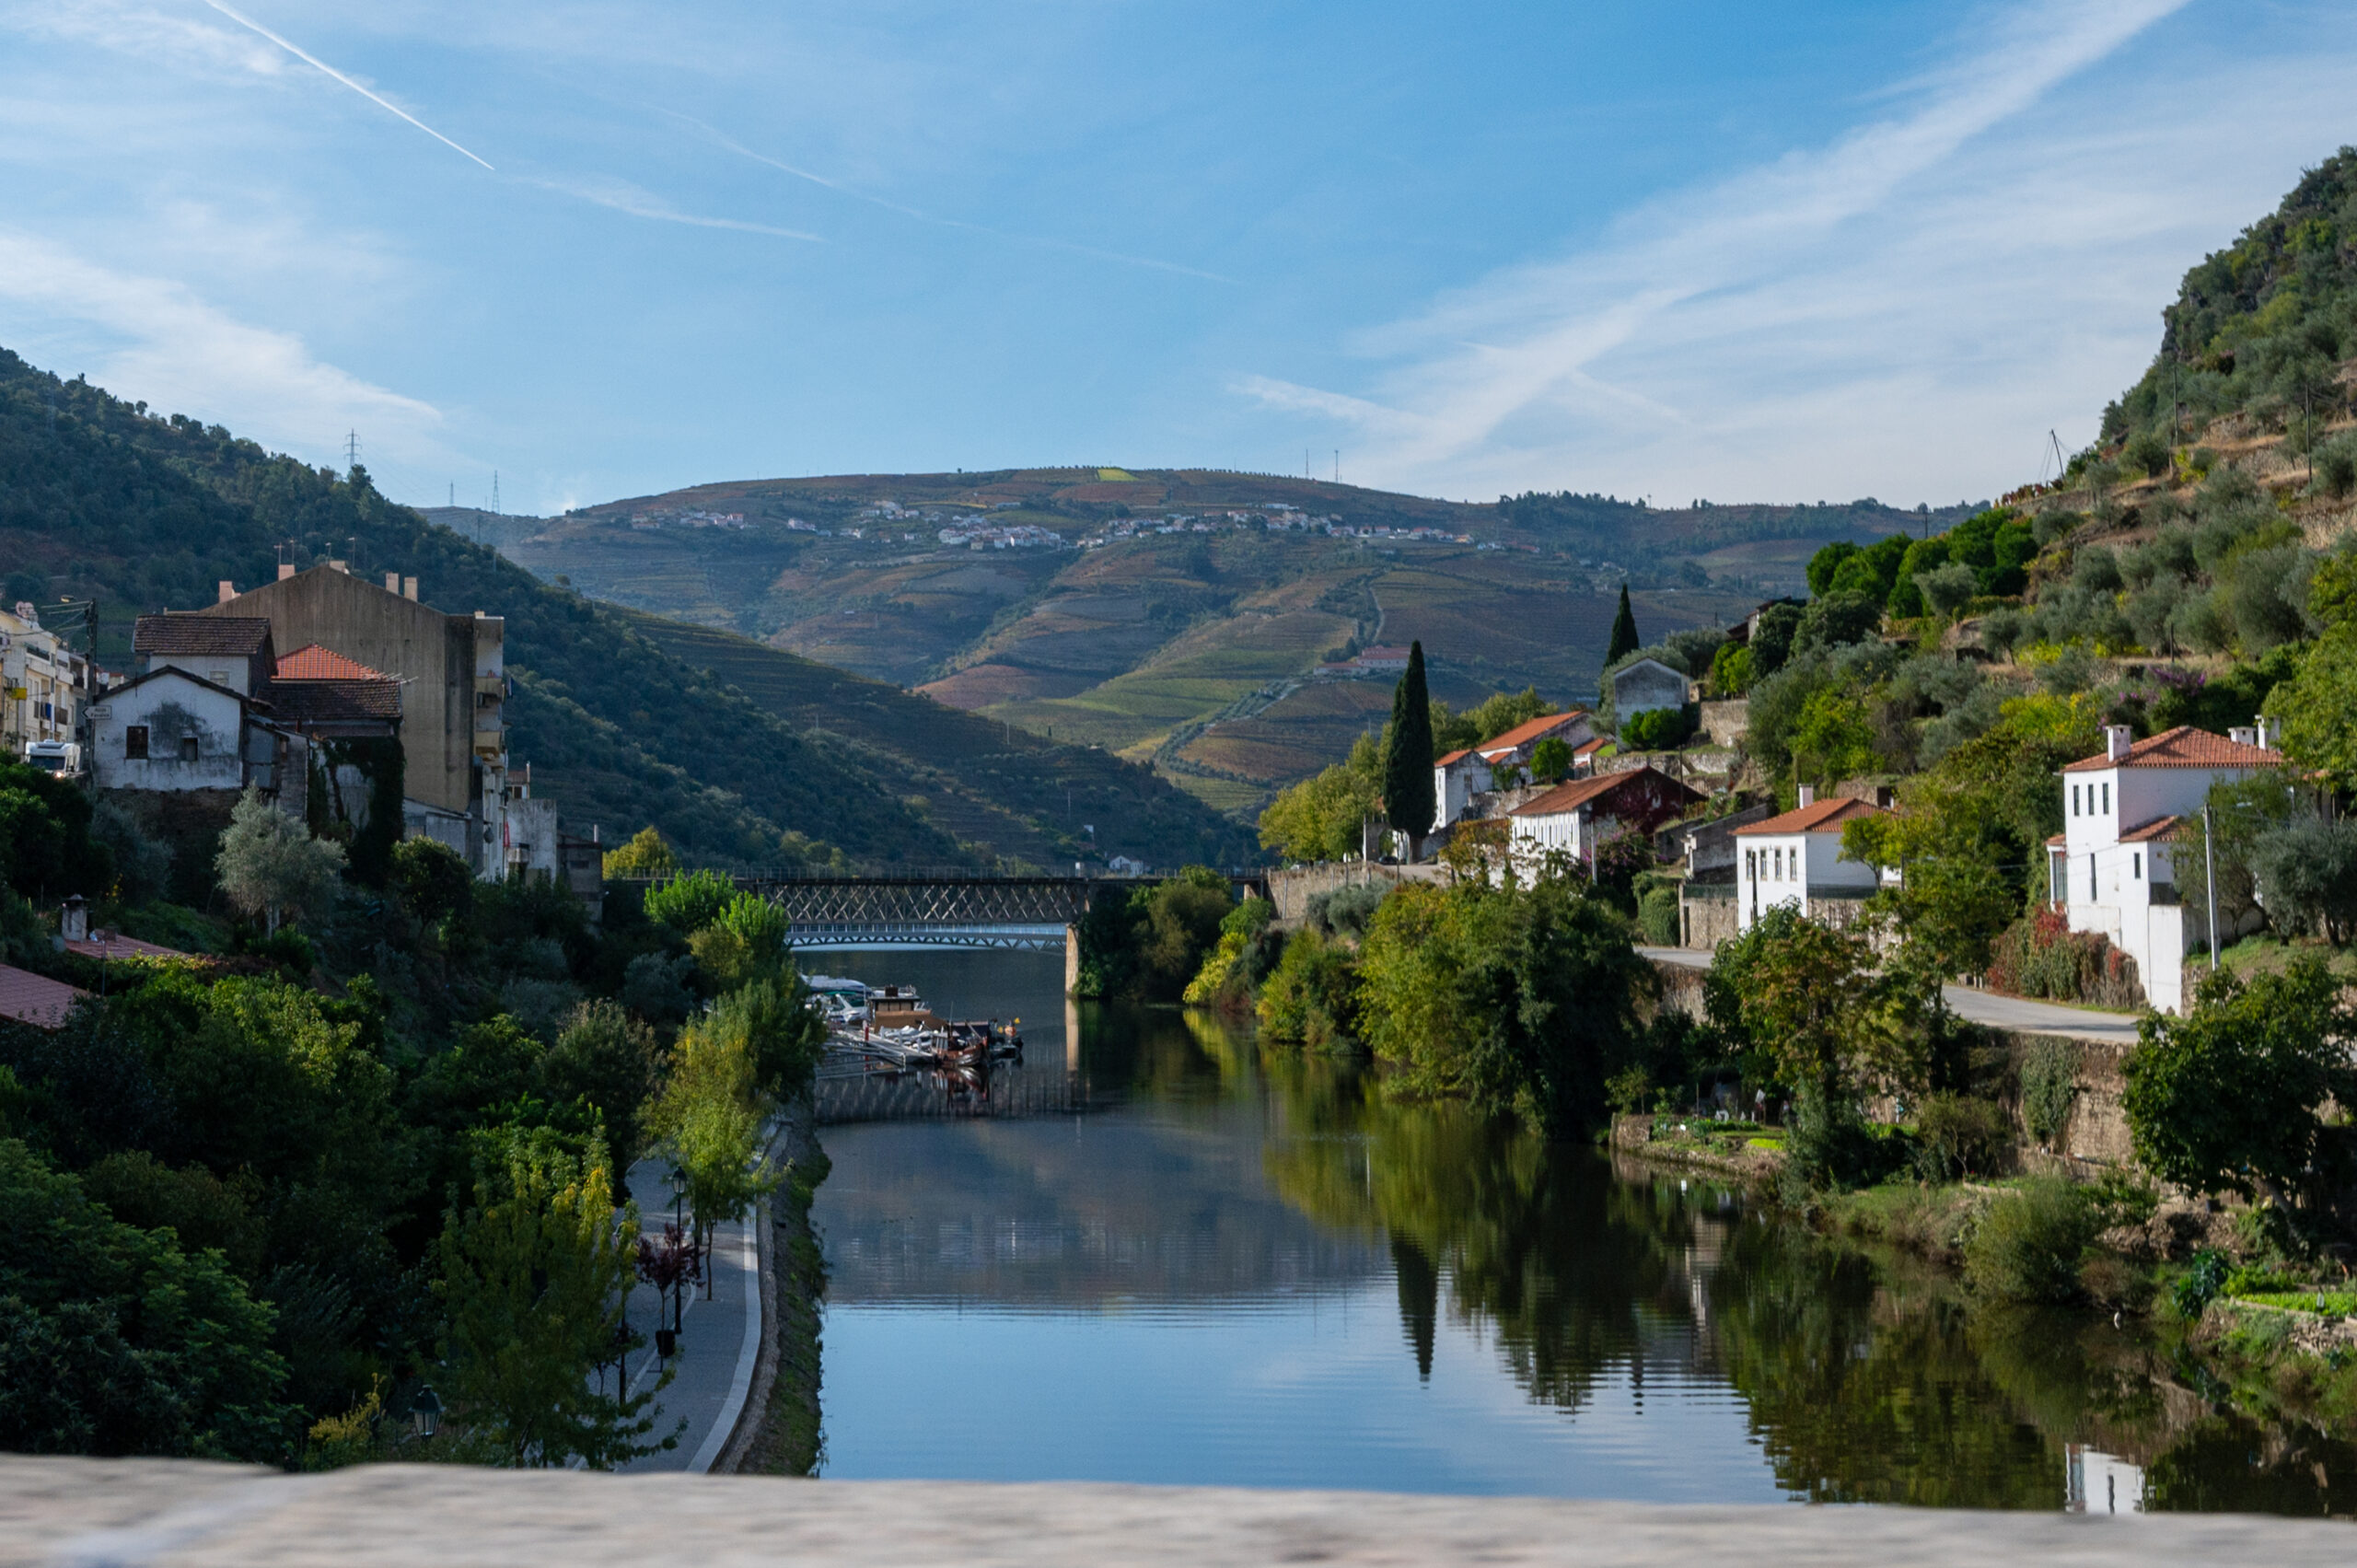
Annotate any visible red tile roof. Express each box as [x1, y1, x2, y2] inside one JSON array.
[[0, 964, 87, 1029], [276, 644, 388, 681], [266, 679, 401, 724], [1572, 738, 1610, 756], [1509, 765, 1702, 819], [1477, 711, 1588, 755], [2118, 814, 2185, 844], [1734, 797, 1887, 836], [2046, 832, 2066, 847], [1434, 749, 1474, 767], [2061, 725, 2282, 773]]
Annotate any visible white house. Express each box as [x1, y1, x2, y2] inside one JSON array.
[[1733, 790, 1887, 932], [1609, 657, 1689, 722], [1432, 748, 1493, 831], [1508, 765, 1702, 871], [87, 667, 290, 800], [2050, 723, 2282, 1014], [132, 613, 275, 697], [1474, 710, 1594, 771]]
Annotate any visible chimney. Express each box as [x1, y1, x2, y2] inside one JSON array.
[[216, 580, 236, 604], [1797, 784, 1816, 807], [2257, 714, 2282, 749], [2229, 726, 2257, 749], [277, 563, 296, 581], [403, 575, 418, 601], [329, 560, 349, 575], [2105, 725, 2133, 762], [61, 895, 88, 943], [384, 571, 401, 594]]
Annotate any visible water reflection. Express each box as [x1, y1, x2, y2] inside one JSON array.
[[806, 949, 2355, 1511]]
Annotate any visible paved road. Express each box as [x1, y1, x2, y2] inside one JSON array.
[[613, 1157, 763, 1472], [1637, 947, 2145, 1044]]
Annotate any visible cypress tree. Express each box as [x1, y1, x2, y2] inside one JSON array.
[[1606, 584, 1641, 665], [1383, 641, 1436, 860]]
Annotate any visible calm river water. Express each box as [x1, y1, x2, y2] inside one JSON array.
[[802, 949, 2353, 1513]]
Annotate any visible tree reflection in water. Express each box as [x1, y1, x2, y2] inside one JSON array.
[[1166, 1006, 2357, 1514]]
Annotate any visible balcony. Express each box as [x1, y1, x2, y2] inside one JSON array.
[[472, 728, 505, 755]]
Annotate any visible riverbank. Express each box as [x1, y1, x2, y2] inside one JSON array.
[[735, 1091, 830, 1476], [1610, 1112, 1786, 1180]]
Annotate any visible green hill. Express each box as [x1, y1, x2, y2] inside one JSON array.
[[0, 353, 1250, 872], [503, 469, 1973, 814]]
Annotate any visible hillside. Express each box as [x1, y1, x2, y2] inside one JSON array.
[[0, 353, 1251, 872], [503, 468, 1971, 814]]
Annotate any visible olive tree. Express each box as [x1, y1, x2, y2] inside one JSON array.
[[214, 786, 345, 932]]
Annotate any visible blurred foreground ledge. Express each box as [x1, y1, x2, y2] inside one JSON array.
[[3, 1458, 2349, 1568]]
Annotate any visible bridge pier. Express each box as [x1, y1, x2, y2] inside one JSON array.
[[1064, 923, 1081, 998]]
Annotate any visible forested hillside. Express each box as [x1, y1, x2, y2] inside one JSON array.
[[0, 353, 1249, 871]]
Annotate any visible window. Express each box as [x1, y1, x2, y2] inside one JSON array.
[[2071, 784, 2080, 817], [2100, 782, 2109, 814], [178, 735, 199, 762], [2133, 853, 2142, 878], [124, 726, 148, 760]]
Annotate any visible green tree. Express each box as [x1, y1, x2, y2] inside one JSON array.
[[543, 1001, 661, 1187], [705, 980, 827, 1103], [389, 836, 474, 926], [0, 1138, 295, 1460], [645, 1005, 775, 1272], [0, 760, 112, 900], [1606, 585, 1641, 664], [1383, 642, 1437, 860], [603, 826, 677, 879], [642, 868, 737, 935], [1256, 926, 1361, 1050], [1528, 735, 1573, 784], [2122, 959, 2356, 1202], [1259, 734, 1381, 864], [686, 891, 789, 990], [1357, 877, 1651, 1134], [215, 786, 346, 933], [434, 1128, 669, 1468]]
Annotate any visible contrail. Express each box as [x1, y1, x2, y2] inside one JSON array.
[[199, 0, 494, 170]]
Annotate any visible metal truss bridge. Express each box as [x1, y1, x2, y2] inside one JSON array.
[[717, 870, 1268, 952]]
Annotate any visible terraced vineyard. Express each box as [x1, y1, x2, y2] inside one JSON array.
[[505, 467, 1952, 817]]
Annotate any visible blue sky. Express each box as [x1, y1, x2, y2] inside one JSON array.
[[2, 1, 2352, 515]]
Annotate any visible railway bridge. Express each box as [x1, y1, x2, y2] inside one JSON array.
[[620, 867, 1271, 978]]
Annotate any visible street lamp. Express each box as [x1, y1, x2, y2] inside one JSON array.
[[410, 1385, 443, 1439], [667, 1164, 688, 1229]]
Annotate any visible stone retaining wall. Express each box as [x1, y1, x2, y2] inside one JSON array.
[[1264, 862, 1450, 923]]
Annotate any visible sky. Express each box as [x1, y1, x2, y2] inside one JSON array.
[[1, 1, 2353, 516]]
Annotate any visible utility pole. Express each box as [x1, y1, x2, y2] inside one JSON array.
[[2203, 804, 2219, 972]]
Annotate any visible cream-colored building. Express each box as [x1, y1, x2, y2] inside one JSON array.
[[2, 599, 96, 769]]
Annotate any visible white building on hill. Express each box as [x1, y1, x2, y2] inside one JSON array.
[[2051, 723, 2282, 1015]]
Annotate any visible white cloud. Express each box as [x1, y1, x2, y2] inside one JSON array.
[[526, 173, 826, 242], [0, 228, 447, 470], [1234, 0, 2357, 505], [2, 0, 285, 79]]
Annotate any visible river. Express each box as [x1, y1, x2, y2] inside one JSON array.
[[800, 948, 2354, 1513]]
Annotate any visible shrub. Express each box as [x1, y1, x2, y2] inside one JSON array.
[[2172, 1248, 2230, 1318], [2309, 432, 2357, 499], [1986, 909, 2143, 1009], [1912, 1092, 2008, 1180], [1711, 641, 1755, 696], [1620, 706, 1690, 750], [1963, 1179, 2100, 1303], [2019, 1037, 2079, 1148], [2123, 427, 2171, 479], [1638, 882, 1680, 946], [389, 837, 474, 926], [1256, 928, 1359, 1050]]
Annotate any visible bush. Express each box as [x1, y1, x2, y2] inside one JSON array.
[[1912, 1092, 2008, 1180], [2123, 427, 2171, 479], [2172, 1248, 2230, 1318], [1711, 641, 1755, 696], [1256, 927, 1359, 1050], [2019, 1037, 2079, 1149], [1963, 1179, 2100, 1304], [1620, 706, 1690, 750], [1638, 883, 1679, 946], [389, 838, 474, 926], [2309, 432, 2357, 499], [1986, 909, 2143, 1009]]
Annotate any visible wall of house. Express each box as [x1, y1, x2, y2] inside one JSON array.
[[88, 681, 249, 794], [203, 570, 485, 815], [1678, 883, 1738, 948], [1612, 665, 1687, 717], [1433, 757, 1491, 830]]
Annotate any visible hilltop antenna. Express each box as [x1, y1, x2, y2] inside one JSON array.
[[2046, 429, 2067, 486], [1334, 449, 1340, 484], [345, 429, 360, 469], [492, 470, 500, 517]]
